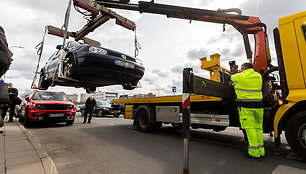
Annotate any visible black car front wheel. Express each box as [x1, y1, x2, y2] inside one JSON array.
[[98, 110, 105, 117], [63, 55, 76, 79], [81, 109, 86, 116]]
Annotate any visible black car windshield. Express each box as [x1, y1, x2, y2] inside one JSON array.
[[32, 92, 69, 101], [96, 101, 110, 105]]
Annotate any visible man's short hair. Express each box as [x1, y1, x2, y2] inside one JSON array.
[[242, 62, 253, 69]]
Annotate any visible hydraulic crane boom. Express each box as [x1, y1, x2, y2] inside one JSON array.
[[96, 1, 272, 73]]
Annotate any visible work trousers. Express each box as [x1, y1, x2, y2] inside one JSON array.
[[239, 106, 265, 157], [1, 103, 15, 121], [84, 109, 93, 122]]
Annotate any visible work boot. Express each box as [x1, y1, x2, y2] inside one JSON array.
[[8, 120, 13, 122], [88, 121, 91, 123], [243, 151, 261, 160], [83, 120, 86, 123]]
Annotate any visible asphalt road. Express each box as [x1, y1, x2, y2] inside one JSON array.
[[27, 113, 306, 174]]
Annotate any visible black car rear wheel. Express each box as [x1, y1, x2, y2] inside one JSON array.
[[38, 70, 50, 90]]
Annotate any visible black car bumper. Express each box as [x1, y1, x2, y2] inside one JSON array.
[[74, 52, 144, 85]]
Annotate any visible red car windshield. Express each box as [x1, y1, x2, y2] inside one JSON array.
[[32, 92, 69, 101]]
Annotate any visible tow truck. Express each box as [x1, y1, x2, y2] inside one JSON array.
[[95, 1, 306, 162], [34, 0, 305, 163]]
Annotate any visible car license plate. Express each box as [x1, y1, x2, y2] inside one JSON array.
[[49, 114, 64, 117]]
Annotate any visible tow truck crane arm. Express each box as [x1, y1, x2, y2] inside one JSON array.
[[97, 1, 272, 74]]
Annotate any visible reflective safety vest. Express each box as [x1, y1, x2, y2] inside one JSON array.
[[0, 77, 3, 83], [231, 68, 263, 100]]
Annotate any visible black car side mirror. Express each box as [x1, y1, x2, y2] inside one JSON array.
[[56, 45, 62, 49]]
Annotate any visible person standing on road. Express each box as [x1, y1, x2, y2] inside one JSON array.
[[230, 62, 264, 158], [1, 83, 18, 122], [83, 96, 96, 123]]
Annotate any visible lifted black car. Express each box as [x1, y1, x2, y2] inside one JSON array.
[[38, 41, 145, 92]]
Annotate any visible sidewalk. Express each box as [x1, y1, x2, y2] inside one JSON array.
[[0, 118, 58, 174]]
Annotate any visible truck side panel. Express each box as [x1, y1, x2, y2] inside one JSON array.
[[279, 12, 306, 90], [294, 16, 306, 83]]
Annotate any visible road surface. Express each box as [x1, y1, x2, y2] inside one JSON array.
[[28, 113, 306, 174]]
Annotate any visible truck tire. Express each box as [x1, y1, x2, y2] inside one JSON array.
[[136, 105, 160, 132], [285, 111, 306, 161]]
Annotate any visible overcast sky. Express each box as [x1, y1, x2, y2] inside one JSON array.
[[1, 0, 305, 97]]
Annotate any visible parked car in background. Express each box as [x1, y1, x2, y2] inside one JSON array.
[[80, 100, 119, 117], [19, 91, 76, 126], [74, 102, 85, 112], [110, 102, 124, 117], [38, 41, 145, 93]]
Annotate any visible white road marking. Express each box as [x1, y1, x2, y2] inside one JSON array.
[[272, 165, 306, 174]]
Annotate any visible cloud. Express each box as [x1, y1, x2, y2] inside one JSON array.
[[187, 48, 210, 60]]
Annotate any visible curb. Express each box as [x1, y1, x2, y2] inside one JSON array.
[[16, 121, 58, 174]]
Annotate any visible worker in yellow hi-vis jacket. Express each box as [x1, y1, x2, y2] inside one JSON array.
[[230, 62, 265, 158]]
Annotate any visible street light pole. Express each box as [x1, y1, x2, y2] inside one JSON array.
[[3, 46, 24, 80], [9, 46, 24, 49]]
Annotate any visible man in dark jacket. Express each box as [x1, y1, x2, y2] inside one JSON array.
[[1, 83, 18, 122], [83, 96, 96, 123]]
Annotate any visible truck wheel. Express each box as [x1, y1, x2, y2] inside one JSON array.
[[136, 106, 158, 132], [66, 120, 74, 126], [285, 111, 306, 161], [98, 110, 104, 117]]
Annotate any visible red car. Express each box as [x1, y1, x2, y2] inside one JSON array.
[[19, 91, 76, 126]]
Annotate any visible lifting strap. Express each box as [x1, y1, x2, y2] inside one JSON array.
[[134, 26, 141, 58], [31, 26, 48, 89], [52, 0, 76, 85]]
